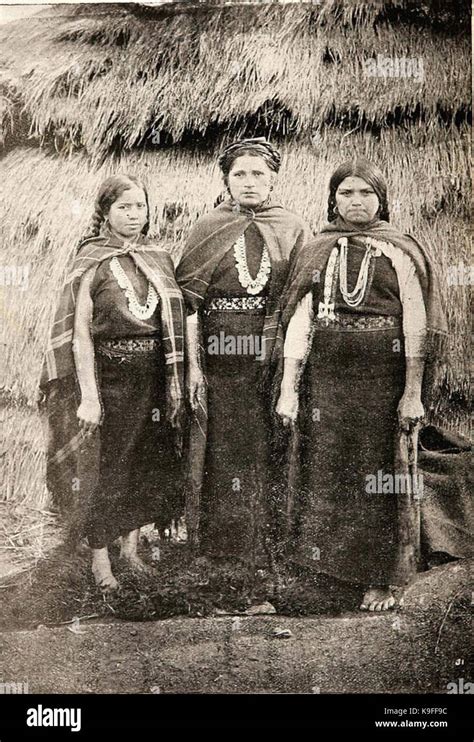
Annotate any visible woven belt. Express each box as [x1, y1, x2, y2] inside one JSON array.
[[206, 296, 267, 312], [314, 314, 401, 331], [96, 337, 160, 356]]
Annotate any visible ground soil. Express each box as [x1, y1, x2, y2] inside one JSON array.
[[0, 556, 471, 694], [1, 527, 471, 694], [0, 534, 366, 630]]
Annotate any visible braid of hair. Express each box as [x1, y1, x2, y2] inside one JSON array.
[[378, 200, 390, 222], [90, 201, 105, 236], [327, 192, 338, 222], [78, 202, 105, 248]]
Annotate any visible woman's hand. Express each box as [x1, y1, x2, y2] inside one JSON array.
[[398, 393, 424, 433], [77, 397, 102, 435], [187, 365, 206, 412], [276, 388, 299, 427], [74, 267, 102, 437]]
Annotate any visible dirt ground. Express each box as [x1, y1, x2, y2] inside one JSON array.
[[0, 556, 471, 694], [0, 510, 471, 624], [0, 507, 472, 694], [0, 531, 366, 630]]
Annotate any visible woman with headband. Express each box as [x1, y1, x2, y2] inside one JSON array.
[[176, 138, 310, 577]]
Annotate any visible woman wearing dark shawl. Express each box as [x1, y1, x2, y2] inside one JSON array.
[[40, 175, 185, 591], [276, 158, 447, 611], [176, 138, 310, 570]]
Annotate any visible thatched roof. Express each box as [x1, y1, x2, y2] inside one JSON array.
[[0, 1, 470, 157], [0, 1, 471, 425]]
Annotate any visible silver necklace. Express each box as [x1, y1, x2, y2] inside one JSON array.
[[110, 257, 158, 320], [233, 233, 271, 295]]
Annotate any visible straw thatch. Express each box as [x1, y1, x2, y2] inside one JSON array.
[[0, 1, 471, 510], [0, 2, 470, 157]]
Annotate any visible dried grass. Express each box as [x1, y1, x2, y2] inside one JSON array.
[[0, 2, 469, 155], [0, 404, 60, 575], [0, 500, 60, 581]]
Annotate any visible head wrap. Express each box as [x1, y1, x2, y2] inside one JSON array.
[[175, 199, 311, 547], [218, 137, 282, 175]]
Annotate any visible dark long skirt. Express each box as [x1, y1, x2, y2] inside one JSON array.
[[86, 348, 181, 549], [200, 309, 274, 566], [293, 324, 407, 586]]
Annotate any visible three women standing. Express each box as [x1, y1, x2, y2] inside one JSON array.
[[176, 138, 310, 568], [42, 154, 446, 609], [42, 175, 185, 591]]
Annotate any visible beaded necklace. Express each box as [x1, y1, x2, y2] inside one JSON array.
[[318, 237, 383, 320], [110, 257, 159, 320], [233, 233, 271, 295]]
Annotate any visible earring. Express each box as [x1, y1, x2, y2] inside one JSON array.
[[333, 205, 339, 215]]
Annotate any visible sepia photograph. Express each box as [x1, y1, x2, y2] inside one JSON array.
[[0, 0, 472, 732]]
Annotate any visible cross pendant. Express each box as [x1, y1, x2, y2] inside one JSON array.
[[317, 300, 336, 322]]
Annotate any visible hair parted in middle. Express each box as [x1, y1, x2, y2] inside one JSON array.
[[88, 174, 151, 237], [327, 157, 390, 223]]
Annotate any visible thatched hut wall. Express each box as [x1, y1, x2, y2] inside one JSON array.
[[0, 2, 470, 153], [0, 1, 471, 426]]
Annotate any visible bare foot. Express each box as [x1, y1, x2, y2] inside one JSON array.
[[360, 587, 396, 612], [120, 529, 155, 575], [91, 548, 119, 593], [121, 554, 156, 576]]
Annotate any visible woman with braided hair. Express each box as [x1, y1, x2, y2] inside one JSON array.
[[276, 158, 447, 611], [176, 138, 310, 573], [41, 175, 185, 591]]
